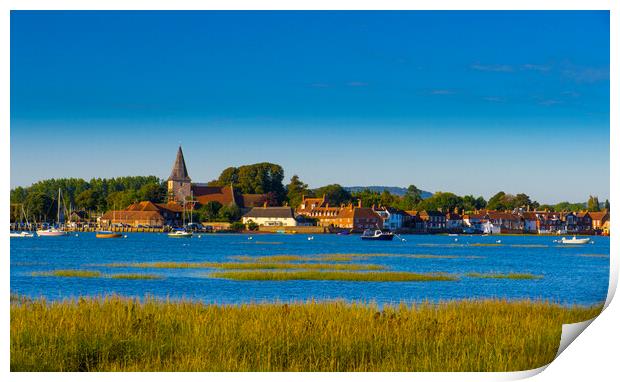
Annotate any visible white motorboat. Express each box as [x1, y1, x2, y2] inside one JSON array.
[[9, 231, 35, 238], [560, 236, 591, 245], [168, 229, 193, 238]]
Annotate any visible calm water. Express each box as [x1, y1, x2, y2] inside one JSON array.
[[10, 233, 610, 306]]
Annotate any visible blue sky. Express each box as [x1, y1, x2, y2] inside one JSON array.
[[10, 11, 609, 203]]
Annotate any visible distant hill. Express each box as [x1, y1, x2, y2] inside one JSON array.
[[344, 186, 433, 199]]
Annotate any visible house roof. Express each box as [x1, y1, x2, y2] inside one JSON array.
[[126, 201, 161, 212], [168, 146, 191, 182], [589, 211, 609, 221], [101, 210, 164, 221], [192, 184, 237, 206], [241, 194, 267, 208], [243, 207, 295, 219]]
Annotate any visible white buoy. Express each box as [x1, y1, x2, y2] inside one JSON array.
[[75, 234, 79, 237], [454, 238, 458, 242], [124, 235, 128, 238], [496, 240, 502, 244], [248, 236, 253, 240], [308, 236, 314, 241], [198, 235, 202, 238]]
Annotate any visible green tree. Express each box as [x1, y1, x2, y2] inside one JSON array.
[[218, 204, 242, 222], [416, 192, 463, 212], [462, 195, 486, 212], [24, 192, 54, 222], [380, 190, 396, 207], [138, 183, 166, 203], [75, 189, 100, 211], [401, 185, 423, 210], [246, 220, 259, 231], [537, 204, 555, 212], [313, 184, 352, 206], [352, 189, 381, 208], [604, 199, 610, 210], [286, 175, 309, 208], [106, 190, 138, 210], [486, 192, 507, 210], [587, 195, 601, 212], [199, 201, 223, 221]]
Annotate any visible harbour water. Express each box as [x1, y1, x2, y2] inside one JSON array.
[[10, 233, 609, 306]]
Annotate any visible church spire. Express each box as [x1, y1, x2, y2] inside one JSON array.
[[168, 146, 191, 182]]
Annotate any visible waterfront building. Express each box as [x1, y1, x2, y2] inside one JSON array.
[[445, 210, 463, 232], [296, 195, 342, 227], [242, 206, 299, 227], [100, 210, 165, 228], [589, 210, 610, 233], [419, 210, 446, 231], [333, 203, 383, 231], [373, 206, 405, 230], [404, 210, 426, 231]]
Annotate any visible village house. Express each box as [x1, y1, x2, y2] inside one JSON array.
[[589, 210, 610, 234], [296, 195, 343, 227], [242, 206, 299, 227], [403, 211, 426, 232], [484, 211, 524, 234], [100, 200, 185, 227], [333, 203, 383, 231], [445, 210, 463, 232], [419, 210, 446, 232], [372, 206, 405, 231]]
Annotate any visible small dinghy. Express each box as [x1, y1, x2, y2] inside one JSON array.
[[96, 231, 123, 239], [168, 229, 193, 238], [560, 236, 591, 245]]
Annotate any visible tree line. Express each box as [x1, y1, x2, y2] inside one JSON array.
[[10, 164, 609, 223]]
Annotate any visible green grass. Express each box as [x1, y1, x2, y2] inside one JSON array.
[[209, 270, 458, 282], [109, 274, 164, 280], [100, 261, 385, 271], [31, 270, 102, 278], [31, 269, 163, 280], [469, 243, 503, 247], [230, 253, 484, 262], [578, 254, 609, 258], [466, 273, 543, 280], [10, 296, 602, 371]]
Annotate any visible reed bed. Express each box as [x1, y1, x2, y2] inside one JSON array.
[[31, 269, 163, 280], [109, 274, 164, 280], [469, 243, 503, 247], [99, 261, 385, 271], [209, 270, 457, 282], [31, 270, 102, 278], [10, 296, 602, 372], [577, 254, 609, 258], [466, 273, 543, 280], [510, 244, 549, 248]]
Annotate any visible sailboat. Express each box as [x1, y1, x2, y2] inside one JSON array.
[[37, 189, 69, 237], [168, 196, 192, 238], [96, 205, 123, 239], [10, 205, 35, 238]]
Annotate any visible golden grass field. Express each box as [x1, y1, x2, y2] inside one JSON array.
[[209, 270, 458, 281], [10, 296, 601, 372]]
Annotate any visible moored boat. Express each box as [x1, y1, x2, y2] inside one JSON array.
[[560, 236, 591, 244], [37, 228, 68, 237], [361, 229, 394, 241], [96, 231, 123, 239], [168, 229, 193, 238], [10, 231, 35, 238]]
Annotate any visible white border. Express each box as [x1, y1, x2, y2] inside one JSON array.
[[2, 2, 616, 381]]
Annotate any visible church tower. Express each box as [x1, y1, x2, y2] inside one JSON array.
[[167, 146, 192, 202]]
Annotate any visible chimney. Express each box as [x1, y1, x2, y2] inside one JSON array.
[[263, 201, 268, 208], [357, 199, 362, 208], [326, 203, 329, 208], [372, 204, 376, 210]]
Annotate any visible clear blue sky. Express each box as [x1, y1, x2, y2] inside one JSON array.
[[10, 11, 609, 204]]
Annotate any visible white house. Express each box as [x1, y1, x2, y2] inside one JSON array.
[[242, 207, 298, 227], [373, 207, 405, 231]]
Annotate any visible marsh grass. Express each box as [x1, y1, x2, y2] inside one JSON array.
[[10, 296, 602, 372], [109, 274, 164, 280], [510, 244, 549, 248], [32, 270, 102, 278], [99, 261, 385, 271], [577, 254, 609, 258], [31, 269, 163, 280], [466, 273, 543, 280], [469, 243, 503, 247], [230, 253, 484, 262], [209, 270, 457, 282]]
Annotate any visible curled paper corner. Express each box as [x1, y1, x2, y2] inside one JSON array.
[[555, 317, 596, 359]]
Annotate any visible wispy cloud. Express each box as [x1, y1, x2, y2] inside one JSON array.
[[538, 99, 562, 106], [430, 89, 455, 95], [482, 96, 504, 103], [562, 66, 609, 83], [310, 83, 330, 88], [471, 63, 513, 72], [522, 64, 551, 72], [347, 81, 368, 87]]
